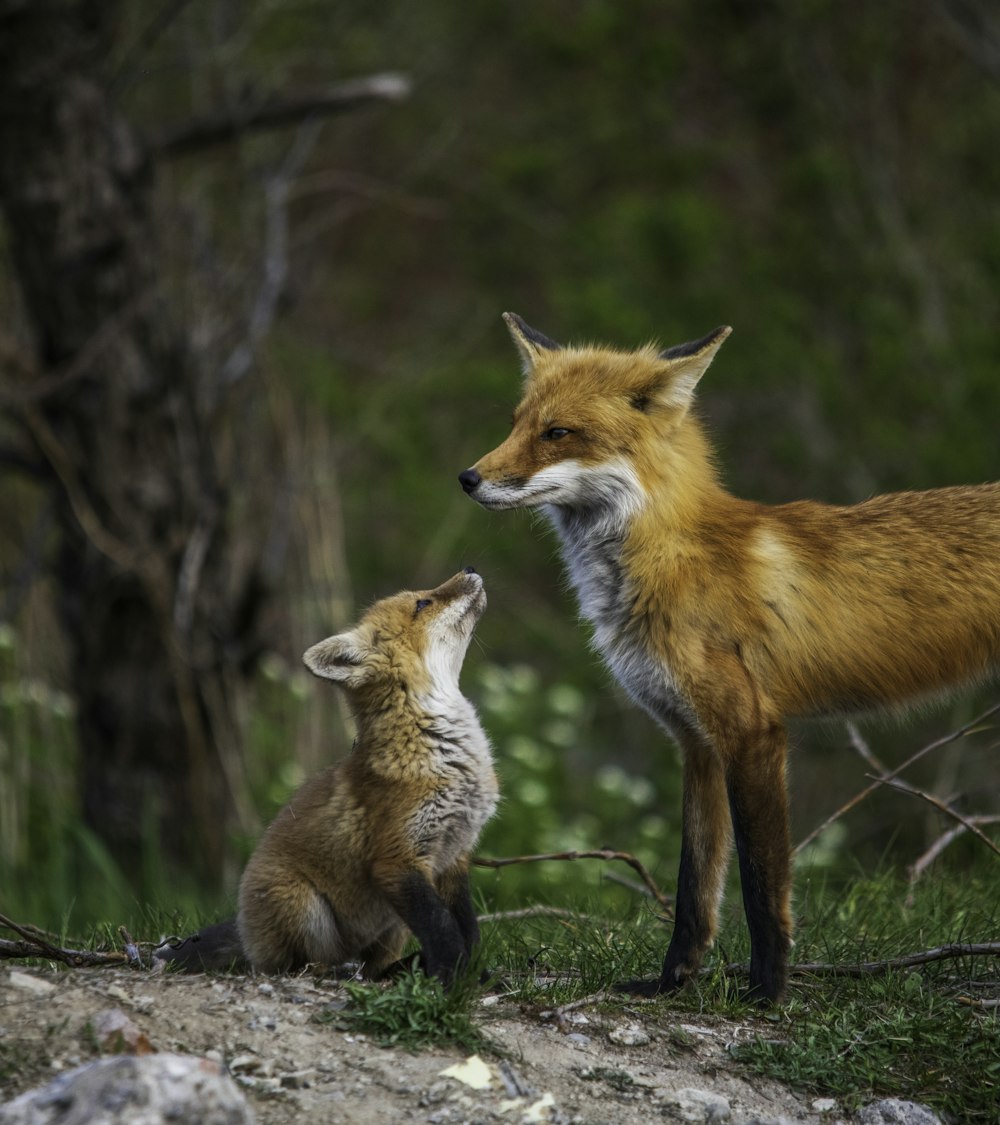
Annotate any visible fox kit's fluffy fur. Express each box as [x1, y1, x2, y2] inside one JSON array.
[[460, 313, 1000, 1003], [157, 570, 497, 984]]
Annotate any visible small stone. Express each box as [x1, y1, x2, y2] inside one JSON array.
[[811, 1098, 838, 1113], [0, 1053, 254, 1124], [856, 1099, 943, 1125], [91, 1008, 154, 1056], [7, 970, 56, 996], [608, 1023, 651, 1046], [665, 1086, 731, 1123], [280, 1069, 315, 1089]]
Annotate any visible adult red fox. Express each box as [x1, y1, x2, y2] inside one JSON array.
[[459, 313, 1000, 1003], [157, 569, 497, 986]]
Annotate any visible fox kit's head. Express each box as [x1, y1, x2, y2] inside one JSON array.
[[459, 313, 730, 515], [302, 569, 486, 699]]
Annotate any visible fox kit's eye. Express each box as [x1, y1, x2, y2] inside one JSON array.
[[541, 427, 571, 441], [415, 598, 433, 614]]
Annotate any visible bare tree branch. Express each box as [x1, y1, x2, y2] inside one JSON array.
[[909, 815, 1000, 887], [794, 702, 1000, 855], [218, 120, 322, 391], [870, 775, 1000, 860], [151, 74, 411, 159]]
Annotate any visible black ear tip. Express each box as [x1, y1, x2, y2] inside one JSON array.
[[463, 565, 477, 575]]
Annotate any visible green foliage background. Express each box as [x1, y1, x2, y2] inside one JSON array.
[[2, 0, 999, 926]]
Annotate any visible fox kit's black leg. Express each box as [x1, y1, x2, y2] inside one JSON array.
[[438, 862, 480, 958], [385, 869, 466, 985], [616, 737, 731, 997]]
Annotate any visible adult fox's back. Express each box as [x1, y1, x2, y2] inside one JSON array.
[[459, 313, 1000, 1003]]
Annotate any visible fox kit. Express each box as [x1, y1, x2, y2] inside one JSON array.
[[157, 569, 497, 985], [459, 313, 1000, 1003]]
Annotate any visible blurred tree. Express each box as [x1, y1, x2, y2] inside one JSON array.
[[0, 0, 404, 886]]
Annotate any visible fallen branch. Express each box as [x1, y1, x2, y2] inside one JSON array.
[[956, 996, 1000, 1009], [473, 849, 672, 912], [0, 913, 140, 968], [777, 941, 1000, 978]]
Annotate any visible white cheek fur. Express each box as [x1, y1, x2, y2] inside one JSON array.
[[477, 457, 646, 517]]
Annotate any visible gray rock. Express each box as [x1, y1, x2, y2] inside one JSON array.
[[662, 1086, 731, 1123], [856, 1099, 943, 1125], [0, 1053, 254, 1125]]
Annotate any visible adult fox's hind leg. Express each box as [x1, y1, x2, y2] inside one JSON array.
[[617, 734, 732, 997], [723, 721, 793, 1003]]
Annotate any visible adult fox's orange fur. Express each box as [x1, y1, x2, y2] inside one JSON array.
[[459, 313, 1000, 1003]]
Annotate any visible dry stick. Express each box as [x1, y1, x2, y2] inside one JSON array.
[[909, 815, 1000, 886], [794, 701, 1000, 855], [779, 942, 1000, 979], [473, 849, 673, 912], [870, 775, 1000, 860], [477, 905, 582, 924], [0, 913, 130, 969], [846, 723, 1000, 891]]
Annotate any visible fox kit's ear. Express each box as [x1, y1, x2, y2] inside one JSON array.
[[503, 311, 561, 376], [303, 629, 372, 687], [656, 325, 732, 410]]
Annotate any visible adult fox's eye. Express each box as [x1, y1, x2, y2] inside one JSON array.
[[415, 598, 433, 613], [542, 427, 571, 441]]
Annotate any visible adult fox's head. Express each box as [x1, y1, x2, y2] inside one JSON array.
[[459, 313, 731, 515]]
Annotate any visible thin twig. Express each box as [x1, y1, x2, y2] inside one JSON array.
[[540, 989, 615, 1026], [473, 850, 672, 912], [909, 815, 1000, 886], [870, 776, 1000, 860], [794, 701, 1000, 855], [477, 905, 583, 924]]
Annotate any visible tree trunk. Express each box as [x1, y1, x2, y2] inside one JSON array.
[[0, 0, 257, 886]]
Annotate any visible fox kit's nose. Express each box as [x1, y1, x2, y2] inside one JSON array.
[[458, 468, 481, 494]]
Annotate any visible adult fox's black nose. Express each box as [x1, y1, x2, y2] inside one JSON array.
[[458, 468, 481, 494]]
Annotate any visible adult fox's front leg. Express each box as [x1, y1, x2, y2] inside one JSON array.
[[618, 733, 732, 996]]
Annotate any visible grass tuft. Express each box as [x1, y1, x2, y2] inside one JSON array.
[[330, 963, 487, 1052]]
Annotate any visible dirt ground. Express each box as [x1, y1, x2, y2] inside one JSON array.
[[0, 963, 852, 1124]]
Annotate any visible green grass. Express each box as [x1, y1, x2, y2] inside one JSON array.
[[328, 963, 487, 1052], [474, 862, 1000, 1122]]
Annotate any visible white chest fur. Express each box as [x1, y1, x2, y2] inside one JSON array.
[[407, 687, 498, 871], [546, 505, 697, 738]]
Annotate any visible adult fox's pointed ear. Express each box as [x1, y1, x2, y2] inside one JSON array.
[[303, 629, 371, 687], [655, 325, 732, 410], [503, 311, 561, 376]]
